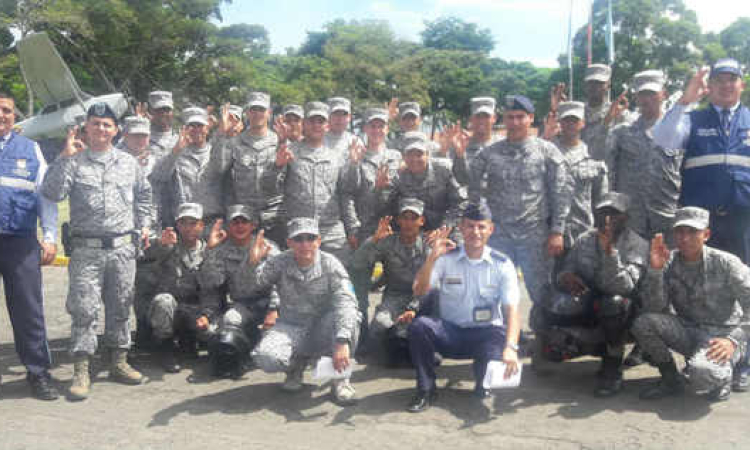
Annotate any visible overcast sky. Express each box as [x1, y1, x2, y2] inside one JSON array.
[[221, 0, 749, 68]]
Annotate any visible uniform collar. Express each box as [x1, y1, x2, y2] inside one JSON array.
[[712, 102, 740, 115], [457, 246, 492, 264], [0, 131, 12, 150]]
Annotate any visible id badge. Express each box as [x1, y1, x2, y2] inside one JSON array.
[[473, 306, 493, 323]]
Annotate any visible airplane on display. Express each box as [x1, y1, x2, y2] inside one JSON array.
[[14, 32, 129, 157]]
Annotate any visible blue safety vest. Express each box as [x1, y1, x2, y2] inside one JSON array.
[[681, 105, 750, 209], [0, 132, 40, 236]]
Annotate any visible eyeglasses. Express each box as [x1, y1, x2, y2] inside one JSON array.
[[291, 234, 317, 243]]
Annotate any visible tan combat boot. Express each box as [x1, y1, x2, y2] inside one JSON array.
[[109, 349, 143, 385], [69, 353, 91, 400]]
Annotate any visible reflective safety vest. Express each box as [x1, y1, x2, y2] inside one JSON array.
[[0, 132, 40, 236], [681, 105, 750, 209]]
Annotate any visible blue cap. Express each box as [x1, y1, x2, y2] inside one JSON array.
[[463, 201, 492, 221], [711, 58, 743, 78], [504, 95, 534, 114], [87, 102, 118, 125]]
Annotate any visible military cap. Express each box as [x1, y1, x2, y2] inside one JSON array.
[[584, 64, 612, 82], [399, 197, 424, 216], [283, 104, 304, 119], [558, 101, 585, 120], [176, 202, 203, 220], [471, 97, 496, 116], [711, 58, 743, 78], [399, 102, 421, 118], [504, 95, 534, 114], [87, 102, 118, 125], [227, 104, 243, 119], [463, 201, 492, 221], [633, 70, 666, 93], [226, 204, 255, 222], [402, 131, 429, 153], [305, 101, 329, 120], [149, 91, 173, 110], [365, 107, 389, 124], [673, 206, 710, 230], [328, 97, 351, 114], [123, 116, 150, 135], [287, 217, 320, 239], [183, 107, 209, 126], [246, 92, 270, 110], [595, 192, 631, 214]]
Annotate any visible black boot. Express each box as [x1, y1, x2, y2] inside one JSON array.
[[623, 344, 645, 367], [594, 356, 623, 397], [640, 360, 684, 400], [161, 339, 181, 374]]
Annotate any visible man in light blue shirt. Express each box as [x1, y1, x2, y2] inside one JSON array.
[[0, 92, 59, 400], [402, 202, 520, 412]]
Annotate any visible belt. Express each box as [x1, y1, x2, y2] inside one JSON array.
[[73, 234, 134, 249]]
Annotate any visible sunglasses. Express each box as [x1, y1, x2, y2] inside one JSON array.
[[291, 234, 317, 243]]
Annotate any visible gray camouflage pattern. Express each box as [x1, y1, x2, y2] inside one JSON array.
[[349, 148, 402, 240]]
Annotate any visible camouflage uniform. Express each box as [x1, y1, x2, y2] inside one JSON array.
[[633, 245, 750, 392], [198, 234, 280, 338], [41, 147, 152, 355], [325, 130, 364, 164], [451, 135, 502, 187], [264, 141, 357, 265], [250, 250, 360, 373], [349, 148, 403, 242], [606, 116, 664, 240], [353, 233, 429, 343], [389, 159, 466, 231], [210, 131, 282, 236], [388, 134, 447, 163], [469, 136, 571, 305], [557, 140, 608, 248], [147, 239, 208, 340]]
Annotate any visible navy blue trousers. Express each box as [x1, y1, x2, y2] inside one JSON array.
[[408, 316, 506, 392], [0, 234, 51, 376], [708, 208, 750, 265]]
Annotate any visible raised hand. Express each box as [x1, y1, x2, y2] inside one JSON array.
[[348, 137, 365, 164], [387, 97, 399, 121], [172, 126, 190, 154], [451, 123, 470, 159], [61, 126, 85, 158], [206, 219, 227, 249], [135, 102, 151, 119], [374, 163, 391, 190], [605, 91, 629, 126], [425, 225, 452, 248], [549, 82, 567, 112], [249, 229, 272, 265], [160, 227, 178, 247], [275, 142, 294, 167], [372, 216, 393, 243], [680, 66, 710, 105], [542, 111, 560, 140], [649, 233, 670, 270], [273, 115, 289, 143], [206, 105, 218, 131]]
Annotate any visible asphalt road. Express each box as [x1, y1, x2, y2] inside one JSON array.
[[1, 267, 749, 450]]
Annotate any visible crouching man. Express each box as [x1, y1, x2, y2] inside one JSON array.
[[402, 202, 521, 412], [633, 207, 750, 401], [249, 217, 361, 405]]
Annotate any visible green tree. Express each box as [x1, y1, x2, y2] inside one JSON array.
[[720, 18, 750, 68], [421, 17, 494, 54]]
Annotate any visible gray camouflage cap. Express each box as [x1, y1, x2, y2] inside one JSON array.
[[673, 206, 710, 230], [305, 101, 329, 120], [283, 104, 304, 119], [399, 197, 424, 216], [246, 92, 271, 110], [633, 70, 666, 93], [327, 97, 351, 114], [365, 107, 389, 124], [470, 97, 496, 116], [123, 116, 150, 135], [176, 202, 203, 220], [287, 217, 320, 239], [399, 102, 421, 118], [595, 192, 631, 213], [227, 104, 243, 119], [226, 204, 255, 222], [149, 91, 173, 110], [585, 64, 612, 82], [558, 101, 585, 120], [183, 107, 209, 126], [402, 131, 429, 153]]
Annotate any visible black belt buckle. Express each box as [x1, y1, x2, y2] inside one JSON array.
[[101, 236, 115, 249]]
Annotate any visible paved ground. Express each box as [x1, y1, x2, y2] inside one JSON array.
[[1, 267, 749, 450]]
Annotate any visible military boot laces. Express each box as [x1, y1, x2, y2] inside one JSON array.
[[110, 349, 143, 385], [69, 354, 91, 401]]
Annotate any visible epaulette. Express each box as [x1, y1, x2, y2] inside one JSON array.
[[489, 248, 509, 262]]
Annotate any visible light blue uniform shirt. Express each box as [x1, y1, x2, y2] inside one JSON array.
[[653, 102, 740, 151], [429, 246, 519, 328]]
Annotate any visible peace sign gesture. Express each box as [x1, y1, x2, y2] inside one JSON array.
[[605, 91, 629, 126], [348, 137, 365, 164], [135, 102, 151, 120], [206, 219, 227, 249], [249, 229, 272, 266], [375, 163, 391, 190], [372, 216, 393, 243], [275, 142, 294, 167], [172, 125, 190, 154], [273, 115, 290, 143], [61, 126, 86, 158]]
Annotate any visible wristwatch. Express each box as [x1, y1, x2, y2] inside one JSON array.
[[505, 342, 519, 352]]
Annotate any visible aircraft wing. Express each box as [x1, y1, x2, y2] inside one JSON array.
[[17, 32, 86, 107]]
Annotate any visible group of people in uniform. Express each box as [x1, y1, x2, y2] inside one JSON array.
[[1, 55, 749, 414]]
